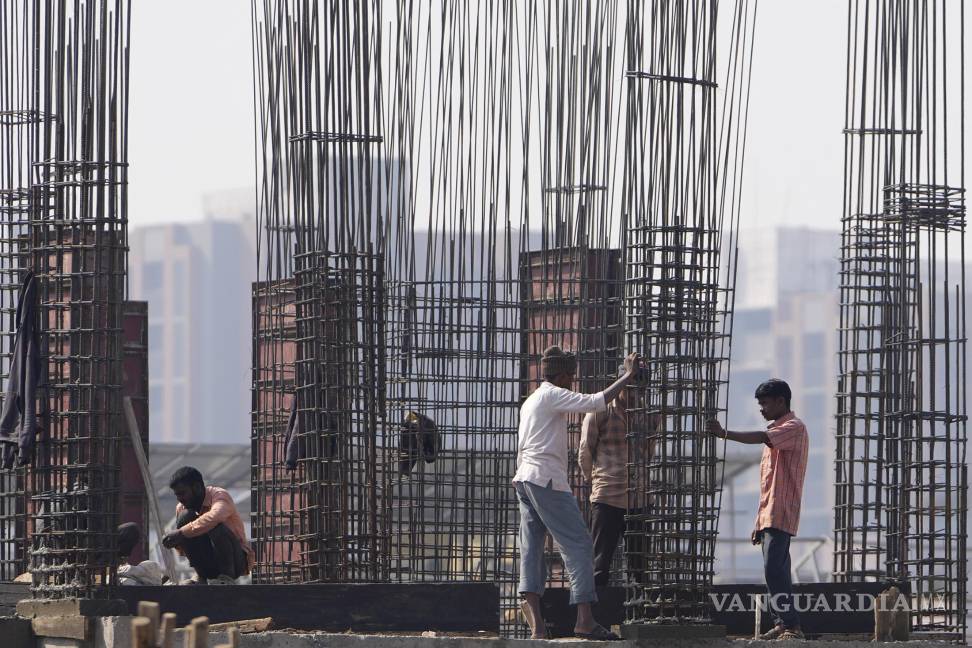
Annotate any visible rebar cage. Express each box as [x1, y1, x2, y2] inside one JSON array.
[[0, 0, 130, 598], [834, 0, 968, 638]]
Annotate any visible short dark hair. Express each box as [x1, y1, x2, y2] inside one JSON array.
[[755, 378, 791, 408], [169, 466, 204, 490]]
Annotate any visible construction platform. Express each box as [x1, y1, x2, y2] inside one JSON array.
[[16, 622, 968, 648]]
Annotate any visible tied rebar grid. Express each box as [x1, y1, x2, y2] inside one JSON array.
[[834, 0, 967, 638], [0, 0, 38, 582], [251, 0, 390, 584], [21, 0, 128, 598], [882, 184, 967, 635], [293, 251, 386, 582], [0, 0, 129, 595], [383, 1, 523, 634], [621, 0, 756, 625], [251, 277, 300, 581]]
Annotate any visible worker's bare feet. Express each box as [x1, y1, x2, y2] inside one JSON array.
[[519, 597, 547, 639]]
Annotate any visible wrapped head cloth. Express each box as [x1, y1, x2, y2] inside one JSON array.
[[541, 345, 577, 378]]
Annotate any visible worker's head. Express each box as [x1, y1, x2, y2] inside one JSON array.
[[755, 378, 791, 421], [117, 522, 140, 561], [169, 466, 205, 512], [541, 346, 577, 389]]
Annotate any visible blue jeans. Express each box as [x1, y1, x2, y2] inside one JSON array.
[[761, 527, 800, 629], [515, 480, 597, 605]]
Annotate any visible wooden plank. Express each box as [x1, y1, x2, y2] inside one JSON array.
[[208, 618, 273, 633], [160, 612, 178, 648], [187, 617, 209, 648], [124, 395, 178, 581], [138, 601, 160, 645], [115, 583, 499, 632], [133, 617, 153, 648]]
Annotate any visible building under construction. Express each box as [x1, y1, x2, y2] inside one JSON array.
[[0, 0, 968, 645]]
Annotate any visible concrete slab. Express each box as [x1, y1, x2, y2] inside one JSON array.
[[31, 615, 93, 641], [619, 624, 726, 640], [16, 598, 128, 619], [229, 631, 963, 648], [35, 639, 84, 648], [69, 616, 969, 648]]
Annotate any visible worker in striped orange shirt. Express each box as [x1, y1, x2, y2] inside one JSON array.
[[707, 378, 809, 642]]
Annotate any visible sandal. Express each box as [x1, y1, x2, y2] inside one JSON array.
[[574, 623, 621, 641], [758, 624, 785, 640], [778, 628, 805, 640]]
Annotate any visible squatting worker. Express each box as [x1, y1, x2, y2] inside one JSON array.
[[707, 379, 809, 641], [578, 364, 656, 587], [161, 466, 254, 585], [514, 345, 641, 641]]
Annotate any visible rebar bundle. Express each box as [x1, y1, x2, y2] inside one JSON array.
[[834, 0, 967, 637], [0, 0, 130, 598], [621, 0, 756, 624]]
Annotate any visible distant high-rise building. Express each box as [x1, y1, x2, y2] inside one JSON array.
[[129, 190, 256, 443], [735, 226, 841, 309], [720, 226, 840, 582]]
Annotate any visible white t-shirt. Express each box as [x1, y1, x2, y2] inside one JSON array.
[[513, 381, 607, 492]]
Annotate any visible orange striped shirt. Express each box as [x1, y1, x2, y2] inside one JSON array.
[[755, 412, 809, 536]]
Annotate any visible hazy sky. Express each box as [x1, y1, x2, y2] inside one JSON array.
[[128, 2, 967, 234], [129, 1, 253, 224]]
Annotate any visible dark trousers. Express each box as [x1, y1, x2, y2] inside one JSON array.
[[591, 502, 625, 587], [176, 511, 246, 581], [761, 527, 800, 629]]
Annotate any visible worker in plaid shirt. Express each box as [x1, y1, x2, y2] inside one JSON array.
[[578, 364, 655, 588], [708, 378, 809, 641]]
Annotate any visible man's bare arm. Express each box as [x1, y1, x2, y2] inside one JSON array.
[[706, 420, 769, 445]]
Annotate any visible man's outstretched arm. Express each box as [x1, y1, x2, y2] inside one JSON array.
[[706, 420, 769, 445]]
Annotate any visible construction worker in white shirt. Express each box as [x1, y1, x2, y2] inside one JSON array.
[[514, 345, 642, 641]]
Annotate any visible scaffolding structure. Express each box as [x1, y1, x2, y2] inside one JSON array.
[[834, 0, 968, 638], [0, 0, 130, 598]]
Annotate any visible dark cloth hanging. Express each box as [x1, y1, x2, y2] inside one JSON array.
[[0, 271, 42, 468], [284, 396, 299, 471], [398, 411, 439, 475]]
